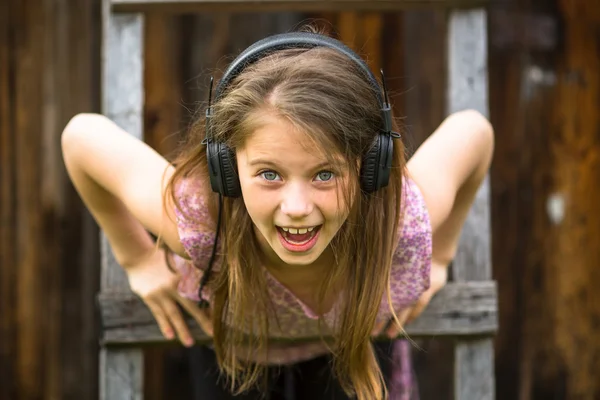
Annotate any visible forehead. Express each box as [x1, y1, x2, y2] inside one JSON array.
[[240, 115, 341, 166]]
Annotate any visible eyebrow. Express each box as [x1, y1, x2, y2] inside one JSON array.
[[247, 159, 336, 170]]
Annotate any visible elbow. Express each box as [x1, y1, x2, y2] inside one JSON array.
[[459, 109, 494, 147], [61, 113, 106, 160], [474, 111, 495, 172], [453, 109, 495, 171]]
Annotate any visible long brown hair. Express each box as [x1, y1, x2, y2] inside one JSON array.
[[165, 28, 407, 400]]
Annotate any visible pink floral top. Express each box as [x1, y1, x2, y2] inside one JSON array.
[[171, 176, 431, 398]]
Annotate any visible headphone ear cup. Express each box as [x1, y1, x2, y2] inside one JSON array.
[[360, 137, 381, 193], [377, 134, 393, 190], [206, 141, 223, 195], [361, 134, 394, 193], [217, 143, 242, 198]]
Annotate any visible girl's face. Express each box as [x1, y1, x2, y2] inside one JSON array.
[[236, 114, 351, 268]]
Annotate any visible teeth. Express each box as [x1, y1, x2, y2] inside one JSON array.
[[279, 226, 317, 234]]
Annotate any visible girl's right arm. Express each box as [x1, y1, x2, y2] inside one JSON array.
[[61, 113, 185, 265], [61, 113, 212, 346]]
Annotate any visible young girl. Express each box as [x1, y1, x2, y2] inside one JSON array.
[[62, 29, 493, 400]]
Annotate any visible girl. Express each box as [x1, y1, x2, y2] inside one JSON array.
[[62, 29, 493, 400]]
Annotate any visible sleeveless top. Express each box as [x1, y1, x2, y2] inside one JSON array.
[[171, 175, 432, 362]]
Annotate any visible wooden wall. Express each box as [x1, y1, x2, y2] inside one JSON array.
[[0, 0, 101, 399], [490, 0, 600, 398], [1, 1, 599, 399]]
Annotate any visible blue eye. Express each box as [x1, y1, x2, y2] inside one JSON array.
[[315, 171, 334, 182], [261, 171, 280, 181]]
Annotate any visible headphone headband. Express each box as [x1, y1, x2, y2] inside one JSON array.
[[213, 32, 386, 107]]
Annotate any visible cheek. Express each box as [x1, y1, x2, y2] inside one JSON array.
[[318, 192, 349, 225], [240, 183, 276, 225]]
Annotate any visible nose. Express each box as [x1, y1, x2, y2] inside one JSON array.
[[280, 182, 313, 219]]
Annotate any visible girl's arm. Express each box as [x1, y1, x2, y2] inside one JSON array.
[[380, 109, 494, 336], [61, 113, 187, 267], [408, 109, 494, 268]]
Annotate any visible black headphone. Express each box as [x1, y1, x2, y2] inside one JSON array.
[[203, 32, 400, 198]]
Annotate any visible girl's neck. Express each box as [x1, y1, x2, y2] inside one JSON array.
[[264, 249, 333, 289]]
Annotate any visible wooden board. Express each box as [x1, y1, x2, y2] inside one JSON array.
[[446, 8, 495, 400], [1, 0, 102, 398], [0, 0, 16, 397], [99, 3, 145, 399], [111, 0, 491, 13], [98, 281, 498, 345]]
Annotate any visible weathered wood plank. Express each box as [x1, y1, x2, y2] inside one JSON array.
[[13, 1, 46, 397], [454, 339, 495, 399], [111, 0, 491, 14], [548, 0, 600, 396], [142, 13, 184, 400], [447, 8, 495, 400], [2, 0, 101, 398], [0, 0, 16, 397], [447, 8, 491, 282], [143, 12, 182, 157], [98, 281, 498, 345], [100, 2, 145, 399], [99, 349, 144, 400], [101, 13, 144, 291], [60, 0, 103, 396], [397, 11, 455, 399]]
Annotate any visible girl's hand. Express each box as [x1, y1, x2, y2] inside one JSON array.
[[372, 259, 448, 339], [125, 247, 213, 347]]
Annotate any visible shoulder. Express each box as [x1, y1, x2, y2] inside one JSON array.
[[389, 176, 432, 308]]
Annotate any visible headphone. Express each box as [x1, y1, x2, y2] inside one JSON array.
[[203, 32, 400, 198]]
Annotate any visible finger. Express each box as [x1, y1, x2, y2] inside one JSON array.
[[146, 300, 175, 341], [176, 295, 214, 336], [159, 296, 194, 347], [385, 308, 412, 339]]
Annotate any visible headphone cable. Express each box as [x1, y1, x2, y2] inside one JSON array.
[[197, 194, 222, 309]]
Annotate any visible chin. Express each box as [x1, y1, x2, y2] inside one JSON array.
[[275, 250, 323, 266]]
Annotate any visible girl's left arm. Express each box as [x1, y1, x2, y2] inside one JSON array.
[[382, 109, 494, 337]]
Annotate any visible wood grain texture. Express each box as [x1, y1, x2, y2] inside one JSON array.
[[487, 5, 532, 398], [98, 281, 498, 345], [455, 339, 495, 399], [13, 1, 45, 396], [142, 13, 184, 400], [0, 1, 101, 399], [111, 0, 491, 13], [549, 0, 600, 396], [447, 8, 495, 400], [489, 0, 600, 398], [101, 11, 144, 291], [100, 349, 144, 400], [447, 8, 492, 282], [100, 4, 145, 399], [0, 0, 16, 398], [395, 9, 455, 400], [143, 13, 183, 158]]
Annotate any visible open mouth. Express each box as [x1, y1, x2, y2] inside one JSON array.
[[276, 225, 322, 252]]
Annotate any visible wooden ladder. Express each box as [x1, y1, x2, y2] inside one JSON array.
[[98, 1, 497, 399]]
